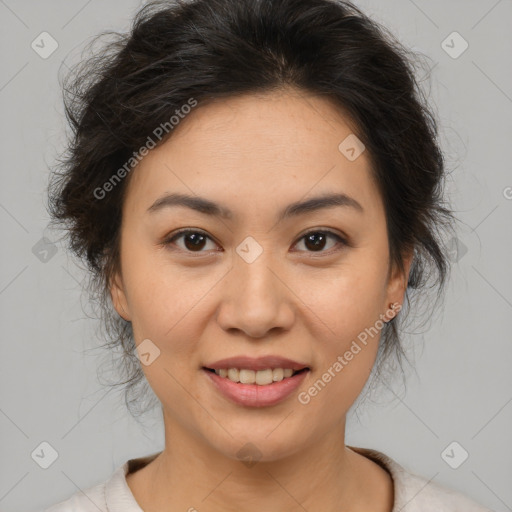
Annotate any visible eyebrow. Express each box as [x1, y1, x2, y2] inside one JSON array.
[[147, 191, 364, 221]]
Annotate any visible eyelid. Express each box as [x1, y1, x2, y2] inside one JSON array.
[[162, 227, 348, 254], [162, 227, 221, 254], [291, 228, 348, 255]]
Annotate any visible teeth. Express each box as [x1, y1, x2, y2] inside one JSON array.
[[227, 368, 239, 382], [273, 368, 284, 382], [239, 369, 255, 384], [213, 368, 302, 385]]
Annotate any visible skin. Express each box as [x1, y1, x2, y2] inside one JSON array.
[[110, 86, 413, 512]]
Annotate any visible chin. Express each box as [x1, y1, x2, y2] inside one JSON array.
[[201, 422, 311, 464]]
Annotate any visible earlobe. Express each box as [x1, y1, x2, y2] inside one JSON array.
[[386, 248, 414, 313], [109, 272, 131, 321]]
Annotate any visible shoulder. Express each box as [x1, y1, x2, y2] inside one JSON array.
[[42, 454, 159, 512], [348, 446, 493, 512], [43, 479, 107, 512]]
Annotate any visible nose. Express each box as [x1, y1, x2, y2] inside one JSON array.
[[215, 248, 295, 339]]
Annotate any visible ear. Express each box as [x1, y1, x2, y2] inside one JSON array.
[[385, 247, 414, 313], [109, 270, 131, 322]]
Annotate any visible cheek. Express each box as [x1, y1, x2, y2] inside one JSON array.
[[299, 282, 384, 418], [296, 259, 387, 399], [299, 259, 388, 340], [119, 244, 202, 353]]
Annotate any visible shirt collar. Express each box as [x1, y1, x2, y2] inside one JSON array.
[[105, 446, 417, 512], [105, 452, 161, 511]]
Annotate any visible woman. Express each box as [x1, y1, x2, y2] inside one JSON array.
[[44, 0, 491, 510]]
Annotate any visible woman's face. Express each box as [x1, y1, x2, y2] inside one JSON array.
[[111, 87, 411, 461]]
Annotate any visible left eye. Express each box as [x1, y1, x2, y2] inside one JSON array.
[[293, 230, 346, 253], [163, 229, 346, 254]]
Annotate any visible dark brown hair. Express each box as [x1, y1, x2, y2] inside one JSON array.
[[48, 0, 456, 417]]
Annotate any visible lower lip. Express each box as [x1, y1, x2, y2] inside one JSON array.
[[203, 368, 309, 407]]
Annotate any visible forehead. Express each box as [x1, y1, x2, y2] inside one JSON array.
[[123, 88, 383, 223]]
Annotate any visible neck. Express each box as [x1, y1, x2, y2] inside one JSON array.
[[127, 417, 394, 512]]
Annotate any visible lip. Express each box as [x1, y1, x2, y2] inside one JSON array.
[[203, 367, 309, 407], [204, 355, 310, 372]]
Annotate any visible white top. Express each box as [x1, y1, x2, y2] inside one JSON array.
[[43, 446, 492, 511]]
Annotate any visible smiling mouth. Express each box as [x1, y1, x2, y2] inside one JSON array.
[[203, 367, 309, 386]]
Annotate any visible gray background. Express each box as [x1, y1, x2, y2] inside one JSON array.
[[1, 0, 511, 511]]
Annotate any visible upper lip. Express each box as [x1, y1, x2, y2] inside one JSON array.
[[204, 356, 310, 371]]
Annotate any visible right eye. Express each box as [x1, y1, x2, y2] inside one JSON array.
[[162, 229, 221, 254]]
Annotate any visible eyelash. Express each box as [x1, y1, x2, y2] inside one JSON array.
[[161, 228, 348, 256]]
